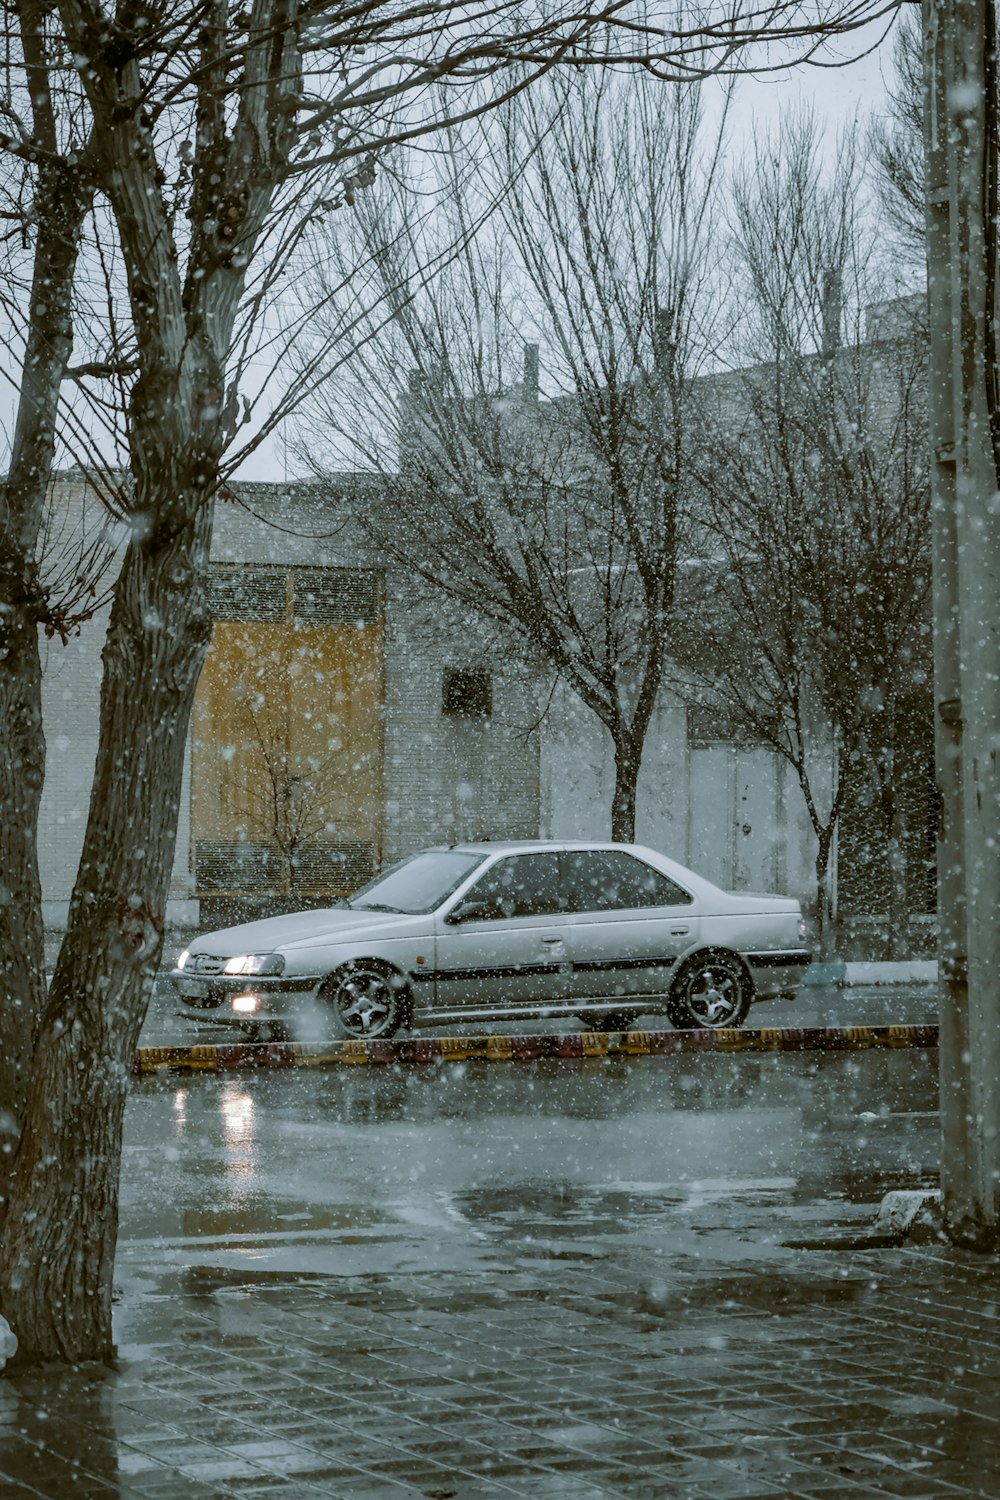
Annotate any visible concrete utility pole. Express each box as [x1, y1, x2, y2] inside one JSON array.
[[924, 0, 1000, 1248]]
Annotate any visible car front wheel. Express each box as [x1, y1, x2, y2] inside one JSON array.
[[667, 952, 751, 1029], [320, 962, 407, 1039]]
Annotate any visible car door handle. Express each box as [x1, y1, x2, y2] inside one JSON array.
[[541, 936, 563, 945], [670, 927, 690, 936]]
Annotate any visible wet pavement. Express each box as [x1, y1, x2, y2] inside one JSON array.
[[4, 1035, 1000, 1499]]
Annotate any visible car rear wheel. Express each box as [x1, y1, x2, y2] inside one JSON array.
[[320, 962, 408, 1039], [667, 952, 751, 1029]]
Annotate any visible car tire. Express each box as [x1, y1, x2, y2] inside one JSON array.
[[667, 952, 752, 1029], [320, 961, 409, 1040]]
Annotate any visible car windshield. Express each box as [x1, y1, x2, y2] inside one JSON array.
[[349, 848, 487, 915]]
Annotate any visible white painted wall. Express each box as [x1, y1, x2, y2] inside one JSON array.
[[38, 602, 196, 927], [539, 677, 819, 904]]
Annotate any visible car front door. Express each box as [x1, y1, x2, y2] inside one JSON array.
[[564, 849, 699, 1011], [432, 852, 571, 1016]]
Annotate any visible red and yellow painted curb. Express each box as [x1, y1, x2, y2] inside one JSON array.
[[133, 1023, 939, 1076]]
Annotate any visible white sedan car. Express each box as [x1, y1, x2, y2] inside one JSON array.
[[171, 840, 811, 1040]]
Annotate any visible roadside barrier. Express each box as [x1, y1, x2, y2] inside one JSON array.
[[133, 1023, 939, 1076]]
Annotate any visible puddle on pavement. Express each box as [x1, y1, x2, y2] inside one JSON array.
[[119, 1049, 941, 1289]]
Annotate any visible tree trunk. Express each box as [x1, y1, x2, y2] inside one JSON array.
[[0, 605, 46, 1191], [0, 0, 305, 1365], [611, 734, 642, 843], [0, 495, 214, 1363], [878, 775, 911, 962], [814, 826, 835, 959], [0, 157, 92, 1216]]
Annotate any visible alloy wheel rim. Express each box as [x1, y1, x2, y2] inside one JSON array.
[[686, 967, 739, 1026], [337, 972, 393, 1035]]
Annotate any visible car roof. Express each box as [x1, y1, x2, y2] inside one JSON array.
[[448, 839, 646, 854]]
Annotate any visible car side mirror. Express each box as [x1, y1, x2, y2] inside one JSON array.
[[446, 899, 500, 925]]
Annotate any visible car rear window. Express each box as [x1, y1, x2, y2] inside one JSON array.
[[565, 850, 692, 913]]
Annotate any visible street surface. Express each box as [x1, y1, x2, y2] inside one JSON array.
[[6, 1022, 999, 1499]]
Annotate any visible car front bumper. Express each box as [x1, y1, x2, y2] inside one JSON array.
[[171, 970, 323, 1024]]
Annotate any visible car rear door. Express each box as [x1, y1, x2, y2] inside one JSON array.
[[564, 849, 699, 1007], [431, 852, 571, 1014]]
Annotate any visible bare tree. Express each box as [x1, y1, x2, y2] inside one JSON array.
[[295, 67, 729, 841], [687, 115, 930, 952], [241, 703, 341, 896]]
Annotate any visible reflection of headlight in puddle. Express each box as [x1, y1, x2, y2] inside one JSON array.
[[221, 1090, 254, 1144]]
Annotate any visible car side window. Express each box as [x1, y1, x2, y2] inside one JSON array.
[[565, 851, 693, 913], [464, 853, 567, 919]]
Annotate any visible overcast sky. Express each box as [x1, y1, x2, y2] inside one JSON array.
[[735, 23, 891, 137]]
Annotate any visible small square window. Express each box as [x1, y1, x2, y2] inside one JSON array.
[[443, 669, 492, 718]]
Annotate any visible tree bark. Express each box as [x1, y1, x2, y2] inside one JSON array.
[[0, 601, 46, 1201]]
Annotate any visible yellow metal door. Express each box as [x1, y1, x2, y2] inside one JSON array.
[[191, 566, 383, 907]]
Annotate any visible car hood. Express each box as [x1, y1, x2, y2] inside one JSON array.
[[186, 907, 415, 958]]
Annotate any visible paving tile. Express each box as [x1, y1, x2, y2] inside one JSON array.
[[211, 1485, 329, 1497], [116, 1450, 173, 1475]]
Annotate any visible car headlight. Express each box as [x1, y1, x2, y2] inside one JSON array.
[[176, 949, 189, 970], [222, 953, 286, 976]]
